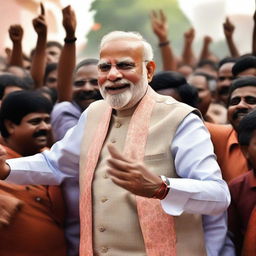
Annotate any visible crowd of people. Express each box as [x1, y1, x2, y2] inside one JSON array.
[[0, 3, 254, 256]]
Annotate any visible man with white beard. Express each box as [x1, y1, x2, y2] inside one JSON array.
[[0, 31, 232, 256]]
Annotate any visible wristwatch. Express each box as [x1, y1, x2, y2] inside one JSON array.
[[160, 175, 171, 188]]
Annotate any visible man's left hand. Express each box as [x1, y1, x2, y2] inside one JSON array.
[[107, 144, 162, 198]]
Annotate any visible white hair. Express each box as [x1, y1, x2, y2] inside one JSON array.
[[100, 31, 153, 61]]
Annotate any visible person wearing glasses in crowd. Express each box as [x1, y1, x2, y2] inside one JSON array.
[[0, 31, 231, 255]]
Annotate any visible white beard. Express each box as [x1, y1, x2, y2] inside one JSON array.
[[100, 67, 148, 110], [100, 82, 133, 109]]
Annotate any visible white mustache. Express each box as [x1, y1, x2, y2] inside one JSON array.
[[102, 79, 131, 89]]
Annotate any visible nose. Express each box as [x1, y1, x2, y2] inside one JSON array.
[[107, 66, 122, 81], [39, 121, 51, 130], [236, 98, 249, 109], [81, 81, 94, 91]]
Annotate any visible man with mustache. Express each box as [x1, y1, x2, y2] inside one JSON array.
[[50, 6, 101, 143], [51, 58, 101, 142], [0, 90, 66, 255], [206, 76, 256, 182], [0, 31, 230, 255], [51, 6, 102, 141]]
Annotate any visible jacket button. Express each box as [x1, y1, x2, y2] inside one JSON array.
[[98, 226, 106, 232], [100, 246, 108, 253]]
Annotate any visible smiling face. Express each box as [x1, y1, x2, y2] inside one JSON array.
[[5, 112, 51, 156], [98, 39, 154, 111], [72, 64, 99, 111], [228, 86, 256, 131]]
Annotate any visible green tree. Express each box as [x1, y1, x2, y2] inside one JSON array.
[[82, 0, 190, 69]]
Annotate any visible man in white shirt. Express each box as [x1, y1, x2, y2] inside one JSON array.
[[0, 31, 231, 256]]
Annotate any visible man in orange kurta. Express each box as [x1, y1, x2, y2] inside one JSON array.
[[0, 91, 66, 256], [206, 76, 256, 182]]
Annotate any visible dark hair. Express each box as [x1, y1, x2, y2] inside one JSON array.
[[149, 71, 199, 107], [0, 90, 53, 138], [189, 71, 216, 91], [46, 41, 63, 50], [192, 72, 216, 82], [44, 62, 58, 84], [74, 58, 98, 74], [232, 55, 256, 76], [36, 87, 58, 104], [0, 74, 31, 99], [238, 109, 256, 146], [218, 57, 237, 69], [197, 59, 218, 71], [4, 66, 34, 89], [227, 76, 256, 106]]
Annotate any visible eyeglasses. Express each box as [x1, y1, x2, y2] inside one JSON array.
[[98, 61, 148, 72], [73, 79, 98, 87]]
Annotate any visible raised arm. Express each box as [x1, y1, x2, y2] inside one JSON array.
[[252, 10, 256, 56], [199, 35, 213, 61], [8, 25, 24, 67], [30, 3, 47, 89], [57, 5, 77, 102], [150, 10, 177, 71], [181, 27, 197, 67], [223, 17, 239, 58]]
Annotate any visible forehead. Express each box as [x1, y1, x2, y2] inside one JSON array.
[[189, 75, 207, 88], [75, 64, 98, 79], [22, 112, 50, 121], [238, 68, 256, 77], [231, 86, 256, 98], [46, 46, 61, 54], [219, 63, 234, 74], [99, 39, 144, 62]]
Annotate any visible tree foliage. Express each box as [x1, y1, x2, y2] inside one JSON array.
[[82, 0, 190, 68]]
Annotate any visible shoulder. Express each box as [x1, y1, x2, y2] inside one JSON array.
[[52, 101, 81, 118], [154, 94, 200, 118], [205, 122, 233, 140], [229, 171, 252, 193], [53, 101, 79, 112], [86, 99, 108, 112]]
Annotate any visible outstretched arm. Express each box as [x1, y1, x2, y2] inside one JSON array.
[[8, 25, 23, 67], [150, 10, 177, 71], [30, 3, 47, 89], [57, 5, 77, 102], [223, 17, 239, 57]]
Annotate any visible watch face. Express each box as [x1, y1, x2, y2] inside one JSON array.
[[161, 175, 170, 187]]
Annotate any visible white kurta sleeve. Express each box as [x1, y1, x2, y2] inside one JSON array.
[[161, 113, 230, 216], [6, 110, 88, 185]]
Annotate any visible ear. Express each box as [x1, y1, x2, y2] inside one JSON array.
[[4, 120, 16, 136], [145, 61, 156, 82], [240, 145, 249, 159]]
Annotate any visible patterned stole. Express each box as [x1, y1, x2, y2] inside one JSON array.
[[80, 87, 176, 255], [242, 206, 256, 256]]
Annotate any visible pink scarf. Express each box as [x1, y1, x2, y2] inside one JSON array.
[[80, 87, 176, 255]]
